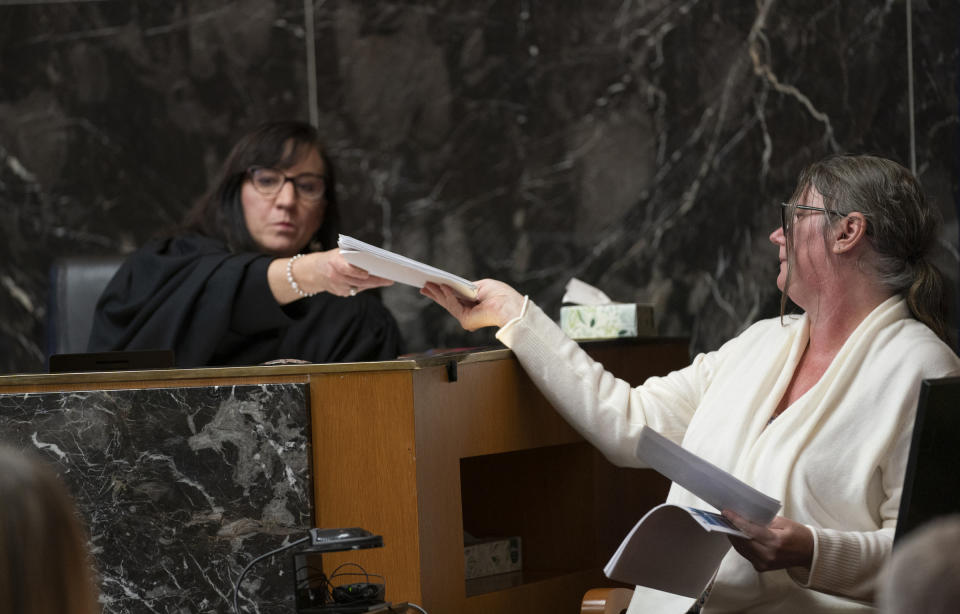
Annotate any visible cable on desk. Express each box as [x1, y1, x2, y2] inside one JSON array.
[[233, 535, 310, 614]]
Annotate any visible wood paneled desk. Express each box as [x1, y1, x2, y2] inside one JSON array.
[[0, 338, 689, 613]]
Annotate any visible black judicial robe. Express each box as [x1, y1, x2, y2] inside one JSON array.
[[88, 234, 404, 368]]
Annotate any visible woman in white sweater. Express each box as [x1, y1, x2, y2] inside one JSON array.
[[422, 154, 960, 613]]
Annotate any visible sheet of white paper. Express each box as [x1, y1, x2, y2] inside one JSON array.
[[635, 427, 781, 525], [603, 503, 732, 598], [338, 235, 479, 300]]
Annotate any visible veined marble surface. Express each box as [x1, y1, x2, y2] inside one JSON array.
[[0, 383, 312, 613], [0, 0, 957, 374]]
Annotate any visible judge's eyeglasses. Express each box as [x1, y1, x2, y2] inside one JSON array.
[[247, 166, 326, 203]]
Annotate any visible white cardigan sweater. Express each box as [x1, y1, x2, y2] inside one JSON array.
[[496, 295, 960, 613]]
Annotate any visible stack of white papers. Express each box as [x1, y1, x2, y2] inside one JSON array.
[[602, 427, 782, 598], [338, 234, 479, 300], [633, 427, 780, 525]]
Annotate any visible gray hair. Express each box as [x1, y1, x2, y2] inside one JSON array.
[[782, 154, 946, 340]]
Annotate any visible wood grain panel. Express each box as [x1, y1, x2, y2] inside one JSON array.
[[308, 370, 422, 604]]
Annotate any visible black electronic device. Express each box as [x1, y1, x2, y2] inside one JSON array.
[[331, 582, 386, 604], [308, 528, 383, 552], [298, 580, 387, 613], [233, 528, 387, 614], [49, 349, 175, 373], [293, 529, 386, 613], [894, 376, 960, 543]]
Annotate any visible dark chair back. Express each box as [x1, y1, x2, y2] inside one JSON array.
[[46, 256, 124, 358], [895, 376, 960, 543]]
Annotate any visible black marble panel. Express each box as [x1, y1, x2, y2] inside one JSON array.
[[1, 1, 958, 374], [0, 383, 312, 613]]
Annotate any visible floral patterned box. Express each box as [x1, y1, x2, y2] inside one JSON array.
[[560, 303, 656, 340]]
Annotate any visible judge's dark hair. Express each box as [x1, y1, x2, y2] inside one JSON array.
[[782, 153, 947, 340], [0, 445, 99, 614], [182, 120, 340, 252]]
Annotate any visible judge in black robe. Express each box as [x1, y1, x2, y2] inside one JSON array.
[[88, 121, 403, 367], [89, 234, 402, 367]]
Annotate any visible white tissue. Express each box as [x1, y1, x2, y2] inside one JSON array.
[[562, 277, 615, 305]]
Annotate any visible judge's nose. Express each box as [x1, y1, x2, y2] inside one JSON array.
[[274, 179, 297, 208]]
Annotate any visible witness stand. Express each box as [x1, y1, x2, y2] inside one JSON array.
[[0, 337, 687, 613]]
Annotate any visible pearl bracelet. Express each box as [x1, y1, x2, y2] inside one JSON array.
[[286, 254, 316, 297]]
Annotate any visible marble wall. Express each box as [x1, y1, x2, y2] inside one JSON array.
[[0, 383, 312, 613], [1, 0, 958, 374]]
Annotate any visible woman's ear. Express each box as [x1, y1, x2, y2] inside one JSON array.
[[833, 212, 868, 254]]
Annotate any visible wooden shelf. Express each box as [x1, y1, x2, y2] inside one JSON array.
[[460, 442, 670, 604]]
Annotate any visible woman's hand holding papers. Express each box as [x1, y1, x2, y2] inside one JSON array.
[[272, 248, 393, 301], [722, 510, 814, 572], [421, 279, 524, 330], [306, 249, 394, 297]]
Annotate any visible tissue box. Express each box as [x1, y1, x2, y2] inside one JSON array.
[[464, 536, 522, 579], [560, 303, 655, 340]]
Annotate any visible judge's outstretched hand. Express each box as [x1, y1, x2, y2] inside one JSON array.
[[722, 510, 814, 572], [313, 249, 393, 296], [421, 279, 525, 330]]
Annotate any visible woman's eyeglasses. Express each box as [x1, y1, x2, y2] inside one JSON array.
[[779, 202, 844, 232], [247, 166, 326, 202]]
